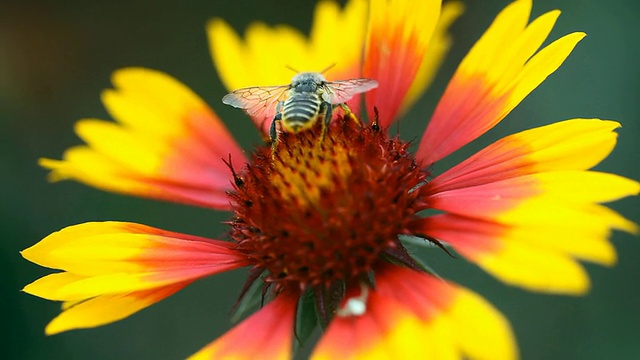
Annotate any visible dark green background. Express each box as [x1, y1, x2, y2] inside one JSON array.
[[2, 1, 638, 358]]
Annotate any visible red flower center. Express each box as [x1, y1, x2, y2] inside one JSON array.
[[228, 117, 428, 293]]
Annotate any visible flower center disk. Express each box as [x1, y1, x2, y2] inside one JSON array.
[[229, 119, 426, 290]]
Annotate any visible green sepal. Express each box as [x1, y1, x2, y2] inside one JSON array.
[[230, 276, 264, 323], [294, 289, 318, 353]]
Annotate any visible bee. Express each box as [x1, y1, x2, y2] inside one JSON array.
[[222, 72, 378, 144]]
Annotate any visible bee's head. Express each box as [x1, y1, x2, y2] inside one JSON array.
[[291, 72, 326, 90]]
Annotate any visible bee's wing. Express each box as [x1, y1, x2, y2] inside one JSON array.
[[222, 84, 290, 120], [323, 78, 379, 104]]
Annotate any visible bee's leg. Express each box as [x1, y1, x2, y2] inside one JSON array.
[[338, 103, 360, 126], [270, 114, 281, 143], [270, 113, 282, 154], [321, 101, 332, 141]]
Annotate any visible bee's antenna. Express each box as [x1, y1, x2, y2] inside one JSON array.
[[285, 64, 299, 74], [320, 63, 336, 74]]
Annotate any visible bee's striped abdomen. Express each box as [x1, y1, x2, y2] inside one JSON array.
[[281, 92, 322, 131]]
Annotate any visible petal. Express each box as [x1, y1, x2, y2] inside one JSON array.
[[208, 0, 368, 134], [412, 119, 638, 293], [40, 68, 245, 210], [447, 284, 518, 360], [425, 176, 637, 234], [22, 222, 250, 300], [189, 291, 298, 360], [363, 0, 441, 126], [417, 0, 585, 166], [399, 1, 464, 118], [421, 120, 639, 236], [43, 281, 190, 335], [413, 214, 610, 294], [312, 266, 517, 360], [427, 119, 623, 193]]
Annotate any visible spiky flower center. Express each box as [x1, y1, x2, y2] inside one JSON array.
[[228, 118, 427, 291]]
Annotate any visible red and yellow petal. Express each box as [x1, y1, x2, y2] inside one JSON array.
[[23, 222, 250, 300], [425, 173, 638, 233], [415, 197, 635, 295], [411, 120, 639, 294], [44, 282, 190, 335], [399, 1, 464, 118], [417, 0, 585, 166], [363, 0, 441, 126], [421, 120, 638, 236], [208, 0, 368, 134], [312, 265, 517, 360], [414, 214, 606, 294], [189, 291, 299, 360], [40, 68, 245, 210], [426, 119, 623, 193], [22, 222, 250, 332]]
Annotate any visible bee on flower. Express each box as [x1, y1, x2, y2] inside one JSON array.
[[222, 69, 378, 145], [23, 0, 638, 359]]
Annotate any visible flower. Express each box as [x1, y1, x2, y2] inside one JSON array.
[[23, 0, 638, 359]]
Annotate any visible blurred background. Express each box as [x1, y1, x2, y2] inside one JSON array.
[[1, 0, 638, 358]]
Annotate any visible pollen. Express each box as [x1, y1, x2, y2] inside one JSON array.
[[269, 126, 353, 206], [228, 117, 428, 292]]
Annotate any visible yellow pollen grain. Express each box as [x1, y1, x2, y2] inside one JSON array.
[[270, 135, 352, 206]]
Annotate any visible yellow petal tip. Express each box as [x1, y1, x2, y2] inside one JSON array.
[[572, 31, 587, 41], [44, 321, 65, 336], [626, 221, 640, 235], [38, 158, 65, 182], [206, 17, 227, 31]]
